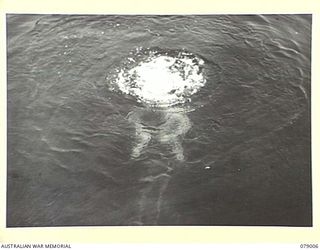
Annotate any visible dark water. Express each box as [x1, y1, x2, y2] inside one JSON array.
[[7, 14, 312, 226]]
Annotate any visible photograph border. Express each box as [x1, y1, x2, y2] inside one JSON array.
[[1, 0, 319, 244]]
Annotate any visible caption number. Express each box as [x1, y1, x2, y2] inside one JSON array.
[[300, 244, 319, 248]]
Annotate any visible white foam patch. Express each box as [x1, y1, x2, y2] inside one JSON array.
[[113, 52, 206, 107]]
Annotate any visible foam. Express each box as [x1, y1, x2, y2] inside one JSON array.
[[113, 50, 206, 107]]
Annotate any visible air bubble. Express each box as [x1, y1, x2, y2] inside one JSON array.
[[109, 49, 206, 107]]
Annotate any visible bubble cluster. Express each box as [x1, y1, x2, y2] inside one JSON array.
[[108, 48, 206, 107]]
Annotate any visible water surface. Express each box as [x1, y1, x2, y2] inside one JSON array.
[[7, 14, 312, 226]]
